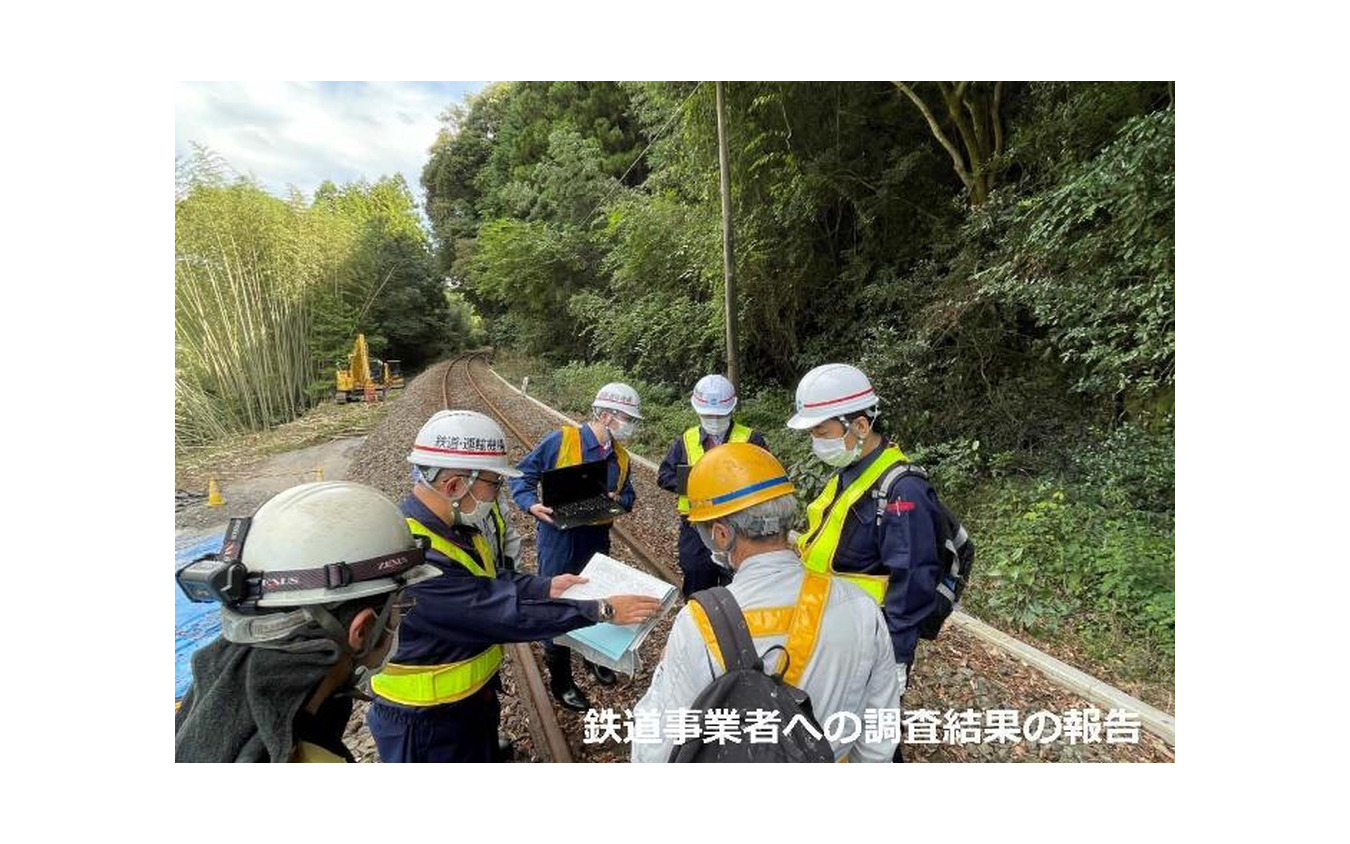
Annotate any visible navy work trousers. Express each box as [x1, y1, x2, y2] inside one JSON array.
[[368, 683, 501, 763]]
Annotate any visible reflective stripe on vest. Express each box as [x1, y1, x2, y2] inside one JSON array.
[[677, 423, 753, 514], [797, 445, 909, 605], [687, 571, 831, 687], [369, 517, 503, 706], [370, 647, 504, 708], [556, 425, 629, 520]]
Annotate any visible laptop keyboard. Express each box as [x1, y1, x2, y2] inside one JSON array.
[[554, 499, 621, 522]]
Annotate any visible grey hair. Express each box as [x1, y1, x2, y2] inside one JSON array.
[[721, 493, 798, 541]]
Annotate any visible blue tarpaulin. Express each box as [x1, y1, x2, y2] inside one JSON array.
[[175, 530, 224, 699]]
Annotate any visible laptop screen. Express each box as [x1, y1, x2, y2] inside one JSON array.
[[540, 460, 609, 507]]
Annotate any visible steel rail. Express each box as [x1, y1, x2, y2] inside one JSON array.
[[440, 353, 574, 764]]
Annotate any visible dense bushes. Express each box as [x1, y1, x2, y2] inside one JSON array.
[[433, 81, 1175, 689]]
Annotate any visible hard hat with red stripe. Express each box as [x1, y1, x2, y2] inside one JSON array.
[[686, 442, 795, 522], [690, 373, 737, 416], [407, 410, 522, 477], [786, 363, 879, 430], [593, 382, 643, 419]]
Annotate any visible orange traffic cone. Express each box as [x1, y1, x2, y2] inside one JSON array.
[[207, 476, 224, 507]]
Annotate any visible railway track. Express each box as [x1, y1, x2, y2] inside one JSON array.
[[440, 351, 688, 763], [460, 354, 681, 585], [440, 354, 574, 763]]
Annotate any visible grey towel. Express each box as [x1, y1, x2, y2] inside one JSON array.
[[175, 635, 343, 762]]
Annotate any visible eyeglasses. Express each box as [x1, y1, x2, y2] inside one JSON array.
[[449, 472, 503, 492]]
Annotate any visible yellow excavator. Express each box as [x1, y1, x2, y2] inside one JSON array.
[[334, 334, 404, 403]]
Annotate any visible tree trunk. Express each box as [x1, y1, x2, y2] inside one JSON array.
[[894, 81, 1005, 207]]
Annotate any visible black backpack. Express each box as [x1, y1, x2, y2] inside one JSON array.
[[872, 464, 975, 640], [668, 587, 836, 763]]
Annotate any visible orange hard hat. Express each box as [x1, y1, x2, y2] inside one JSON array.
[[686, 442, 795, 523]]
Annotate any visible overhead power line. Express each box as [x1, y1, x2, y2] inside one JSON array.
[[584, 81, 705, 222]]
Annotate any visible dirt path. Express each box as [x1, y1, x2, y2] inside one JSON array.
[[175, 435, 368, 532]]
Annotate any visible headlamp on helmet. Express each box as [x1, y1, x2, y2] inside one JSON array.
[[176, 517, 430, 607]]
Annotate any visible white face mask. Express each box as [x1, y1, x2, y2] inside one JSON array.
[[607, 415, 637, 442], [700, 415, 731, 438], [695, 522, 735, 570], [811, 421, 866, 467], [452, 487, 492, 529], [418, 467, 491, 529]]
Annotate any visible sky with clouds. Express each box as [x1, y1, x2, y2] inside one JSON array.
[[176, 82, 487, 210]]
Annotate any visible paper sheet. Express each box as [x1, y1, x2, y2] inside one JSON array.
[[558, 552, 673, 602], [556, 552, 677, 672]]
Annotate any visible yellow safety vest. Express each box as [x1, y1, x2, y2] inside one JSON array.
[[796, 445, 909, 604], [556, 425, 629, 523], [687, 570, 831, 688], [677, 422, 754, 515], [369, 517, 505, 707]]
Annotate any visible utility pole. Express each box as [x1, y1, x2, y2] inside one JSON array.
[[715, 81, 740, 390]]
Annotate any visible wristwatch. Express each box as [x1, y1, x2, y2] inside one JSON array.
[[596, 599, 615, 622]]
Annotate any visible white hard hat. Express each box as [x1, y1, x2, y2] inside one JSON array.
[[593, 382, 643, 419], [690, 374, 737, 416], [407, 410, 522, 478], [241, 482, 440, 608], [786, 363, 879, 430]]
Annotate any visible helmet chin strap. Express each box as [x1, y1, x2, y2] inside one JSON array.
[[299, 592, 397, 664]]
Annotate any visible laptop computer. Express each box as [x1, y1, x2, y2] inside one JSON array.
[[540, 459, 624, 530]]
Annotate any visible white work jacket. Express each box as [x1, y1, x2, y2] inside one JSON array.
[[632, 549, 899, 762]]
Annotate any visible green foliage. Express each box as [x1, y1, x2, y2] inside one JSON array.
[[979, 108, 1175, 403], [176, 150, 463, 449], [498, 128, 619, 227], [443, 287, 487, 350], [466, 218, 592, 359], [905, 419, 1174, 681], [909, 438, 987, 499], [428, 81, 1176, 688], [1071, 422, 1175, 514], [176, 161, 320, 444], [960, 479, 1174, 677], [858, 102, 1175, 456]]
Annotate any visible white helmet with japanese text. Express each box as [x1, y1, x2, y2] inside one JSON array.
[[407, 410, 522, 478]]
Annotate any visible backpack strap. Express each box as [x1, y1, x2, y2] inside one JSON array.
[[689, 587, 762, 673], [871, 465, 970, 601], [873, 463, 928, 526], [937, 522, 971, 602]]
